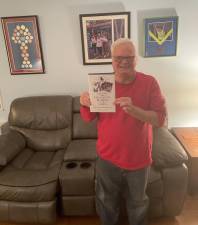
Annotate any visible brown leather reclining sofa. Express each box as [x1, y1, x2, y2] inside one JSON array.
[[0, 95, 188, 224]]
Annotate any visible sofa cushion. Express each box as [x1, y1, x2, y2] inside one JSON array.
[[11, 127, 70, 151], [64, 140, 97, 161], [72, 113, 97, 139], [0, 149, 65, 186], [9, 95, 73, 130], [73, 96, 81, 113], [8, 96, 73, 152], [152, 128, 188, 168], [72, 97, 97, 139]]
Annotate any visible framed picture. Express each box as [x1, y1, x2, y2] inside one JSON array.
[[1, 15, 45, 75], [79, 12, 130, 65], [144, 16, 178, 57]]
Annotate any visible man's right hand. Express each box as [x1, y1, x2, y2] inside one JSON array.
[[80, 91, 91, 107]]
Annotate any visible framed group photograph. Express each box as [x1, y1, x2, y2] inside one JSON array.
[[1, 15, 45, 75], [80, 12, 130, 65], [144, 16, 178, 57]]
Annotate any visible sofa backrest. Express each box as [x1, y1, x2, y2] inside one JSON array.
[[9, 96, 73, 151], [72, 96, 97, 139]]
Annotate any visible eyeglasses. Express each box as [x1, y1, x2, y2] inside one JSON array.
[[112, 56, 135, 63]]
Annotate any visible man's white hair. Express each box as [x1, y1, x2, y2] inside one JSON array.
[[111, 38, 135, 55]]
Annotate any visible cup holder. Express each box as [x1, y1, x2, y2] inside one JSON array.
[[66, 162, 77, 169], [65, 161, 92, 169], [80, 162, 91, 169]]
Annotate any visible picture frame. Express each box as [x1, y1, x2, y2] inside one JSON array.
[[144, 16, 178, 57], [79, 12, 130, 65], [1, 15, 45, 75]]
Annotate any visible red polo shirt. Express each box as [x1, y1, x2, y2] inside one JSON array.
[[80, 72, 166, 170]]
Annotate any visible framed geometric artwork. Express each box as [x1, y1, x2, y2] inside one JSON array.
[[79, 12, 130, 65], [144, 16, 178, 57], [1, 15, 45, 75]]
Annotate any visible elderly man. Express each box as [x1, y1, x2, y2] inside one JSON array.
[[80, 38, 166, 225]]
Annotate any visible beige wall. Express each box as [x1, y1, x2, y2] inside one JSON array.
[[0, 0, 198, 127]]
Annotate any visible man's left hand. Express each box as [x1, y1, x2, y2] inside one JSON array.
[[115, 97, 160, 126], [115, 97, 135, 115]]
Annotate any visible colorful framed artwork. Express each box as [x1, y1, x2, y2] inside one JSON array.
[[1, 15, 45, 75], [79, 12, 130, 65], [144, 16, 178, 57]]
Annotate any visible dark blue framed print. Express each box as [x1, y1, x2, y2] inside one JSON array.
[[144, 16, 178, 57], [1, 16, 45, 75]]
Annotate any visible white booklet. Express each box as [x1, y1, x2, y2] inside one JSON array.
[[88, 73, 115, 112]]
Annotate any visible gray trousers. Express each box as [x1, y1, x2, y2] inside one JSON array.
[[95, 157, 149, 225]]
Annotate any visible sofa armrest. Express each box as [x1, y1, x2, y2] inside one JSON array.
[[0, 131, 26, 166], [162, 164, 188, 216], [1, 121, 10, 134], [152, 127, 188, 168]]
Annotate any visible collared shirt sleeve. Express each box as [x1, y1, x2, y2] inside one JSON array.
[[149, 78, 167, 127]]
